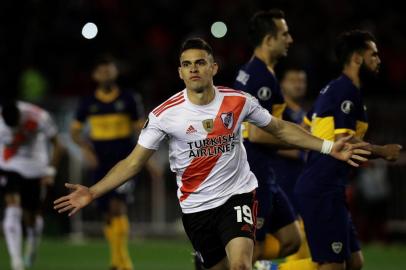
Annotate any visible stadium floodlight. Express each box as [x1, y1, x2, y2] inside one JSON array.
[[82, 22, 98, 39], [211, 21, 227, 38]]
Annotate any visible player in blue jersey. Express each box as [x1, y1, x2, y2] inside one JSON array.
[[70, 57, 145, 270], [277, 67, 308, 213], [295, 30, 402, 270], [234, 10, 313, 269]]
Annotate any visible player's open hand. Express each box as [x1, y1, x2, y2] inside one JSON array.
[[54, 183, 93, 216], [330, 135, 371, 167]]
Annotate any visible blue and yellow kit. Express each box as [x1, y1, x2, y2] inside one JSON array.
[[234, 56, 296, 240], [73, 88, 142, 181], [295, 74, 368, 263]]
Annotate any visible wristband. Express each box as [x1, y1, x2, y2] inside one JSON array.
[[321, 140, 334, 154]]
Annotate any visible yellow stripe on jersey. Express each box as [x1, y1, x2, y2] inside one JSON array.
[[272, 103, 287, 119], [95, 88, 120, 103], [88, 113, 132, 140], [303, 116, 311, 127], [355, 120, 368, 139], [311, 116, 335, 141], [311, 117, 368, 141], [334, 128, 356, 135]]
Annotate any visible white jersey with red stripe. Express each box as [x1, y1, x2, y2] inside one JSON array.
[[0, 101, 57, 179], [138, 86, 272, 213]]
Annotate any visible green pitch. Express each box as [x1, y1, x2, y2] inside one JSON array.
[[1, 238, 405, 270]]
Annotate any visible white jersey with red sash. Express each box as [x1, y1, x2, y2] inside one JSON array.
[[0, 101, 57, 179], [138, 86, 272, 213]]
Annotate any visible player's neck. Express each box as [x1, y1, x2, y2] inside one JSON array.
[[254, 48, 277, 74], [186, 86, 216, 106], [343, 66, 361, 89], [98, 84, 118, 93], [284, 95, 302, 111]]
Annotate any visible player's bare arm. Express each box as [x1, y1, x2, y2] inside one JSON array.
[[336, 133, 402, 161], [260, 117, 371, 166], [70, 122, 99, 168], [54, 144, 155, 216]]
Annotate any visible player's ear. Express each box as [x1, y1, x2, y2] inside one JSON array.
[[264, 34, 275, 47], [212, 62, 219, 76], [352, 52, 363, 66], [178, 67, 183, 80]]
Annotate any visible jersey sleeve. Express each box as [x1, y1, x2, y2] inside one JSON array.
[[244, 93, 272, 127], [137, 112, 167, 150], [332, 90, 357, 135], [39, 111, 58, 138]]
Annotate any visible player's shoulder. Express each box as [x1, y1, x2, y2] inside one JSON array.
[[217, 86, 246, 97], [18, 101, 48, 118], [151, 90, 186, 118], [321, 75, 357, 98]]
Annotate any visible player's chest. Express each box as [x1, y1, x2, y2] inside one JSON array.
[[166, 109, 240, 140]]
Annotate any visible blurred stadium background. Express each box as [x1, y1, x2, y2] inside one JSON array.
[[1, 0, 406, 269]]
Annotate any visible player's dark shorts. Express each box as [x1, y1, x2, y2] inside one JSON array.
[[296, 190, 361, 263], [0, 170, 42, 212], [255, 167, 297, 241], [182, 191, 258, 269]]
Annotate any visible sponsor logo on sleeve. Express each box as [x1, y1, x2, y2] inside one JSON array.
[[257, 87, 272, 101]]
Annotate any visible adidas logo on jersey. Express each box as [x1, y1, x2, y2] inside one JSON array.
[[186, 125, 197, 134]]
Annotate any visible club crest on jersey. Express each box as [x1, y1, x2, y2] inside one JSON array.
[[202, 119, 214, 133], [221, 112, 234, 129], [341, 100, 354, 114], [331, 242, 343, 254]]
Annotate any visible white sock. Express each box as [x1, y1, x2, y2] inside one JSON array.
[[3, 206, 24, 270], [24, 216, 44, 266]]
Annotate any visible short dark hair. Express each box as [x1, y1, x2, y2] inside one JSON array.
[[93, 55, 117, 70], [335, 30, 376, 67], [179, 38, 213, 58], [249, 9, 285, 47], [1, 98, 20, 127], [280, 65, 306, 80]]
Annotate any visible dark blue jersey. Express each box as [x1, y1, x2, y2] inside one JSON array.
[[73, 88, 143, 161], [274, 107, 306, 209], [295, 75, 368, 194], [234, 56, 286, 187]]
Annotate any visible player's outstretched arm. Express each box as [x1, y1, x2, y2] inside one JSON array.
[[335, 133, 402, 162], [260, 117, 371, 167], [54, 144, 155, 216]]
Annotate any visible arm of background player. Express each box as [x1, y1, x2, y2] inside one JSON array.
[[54, 144, 155, 216], [260, 117, 370, 166], [336, 133, 402, 161], [42, 135, 64, 186], [70, 121, 99, 168]]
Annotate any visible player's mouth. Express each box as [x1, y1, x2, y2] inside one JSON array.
[[190, 76, 201, 81]]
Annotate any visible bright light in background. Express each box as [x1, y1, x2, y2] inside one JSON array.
[[81, 22, 98, 39], [211, 21, 227, 38]]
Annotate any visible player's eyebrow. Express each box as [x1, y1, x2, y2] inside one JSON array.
[[181, 59, 207, 65]]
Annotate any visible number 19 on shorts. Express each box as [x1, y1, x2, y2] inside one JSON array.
[[234, 205, 253, 224]]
